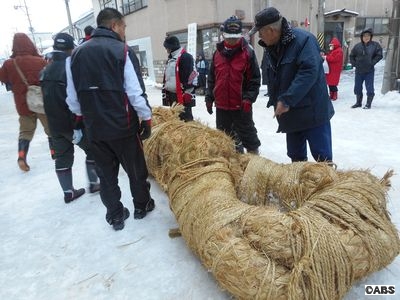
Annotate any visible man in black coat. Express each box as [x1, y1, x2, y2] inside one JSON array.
[[349, 28, 383, 109], [67, 8, 154, 231], [40, 33, 100, 203]]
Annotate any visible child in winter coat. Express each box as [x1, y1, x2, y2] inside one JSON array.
[[325, 37, 343, 100]]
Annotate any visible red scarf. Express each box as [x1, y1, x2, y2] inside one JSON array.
[[175, 48, 186, 104]]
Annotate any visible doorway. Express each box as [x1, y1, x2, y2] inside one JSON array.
[[324, 22, 344, 52]]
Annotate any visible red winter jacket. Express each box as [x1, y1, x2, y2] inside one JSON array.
[[0, 33, 47, 116], [325, 38, 343, 86], [207, 38, 260, 110]]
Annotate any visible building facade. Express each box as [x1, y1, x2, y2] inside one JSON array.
[[89, 0, 393, 83]]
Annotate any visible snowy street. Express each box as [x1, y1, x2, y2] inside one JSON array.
[[0, 60, 399, 299]]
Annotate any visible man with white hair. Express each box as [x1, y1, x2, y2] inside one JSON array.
[[249, 7, 334, 163], [205, 16, 261, 154]]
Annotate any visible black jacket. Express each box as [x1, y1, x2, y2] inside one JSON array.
[[350, 30, 383, 74], [71, 27, 144, 141], [40, 51, 75, 135]]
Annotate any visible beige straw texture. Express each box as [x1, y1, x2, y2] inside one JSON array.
[[144, 106, 399, 300]]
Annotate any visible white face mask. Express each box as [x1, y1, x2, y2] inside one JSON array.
[[329, 45, 334, 50]]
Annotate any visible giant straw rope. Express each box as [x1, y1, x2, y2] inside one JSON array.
[[144, 107, 399, 299]]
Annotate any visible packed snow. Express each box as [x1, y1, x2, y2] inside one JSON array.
[[0, 60, 399, 299]]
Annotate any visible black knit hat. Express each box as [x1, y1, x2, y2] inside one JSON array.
[[222, 16, 243, 38], [53, 32, 75, 50], [249, 7, 282, 35], [163, 36, 180, 51]]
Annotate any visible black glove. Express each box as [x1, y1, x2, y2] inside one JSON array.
[[73, 115, 84, 129], [139, 119, 151, 140], [205, 101, 213, 115]]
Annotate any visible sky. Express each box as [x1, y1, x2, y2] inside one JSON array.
[[0, 0, 93, 57], [0, 61, 399, 299]]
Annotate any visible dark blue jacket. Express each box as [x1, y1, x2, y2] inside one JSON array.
[[261, 24, 334, 133]]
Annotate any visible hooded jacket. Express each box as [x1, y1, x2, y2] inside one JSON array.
[[349, 28, 383, 74], [0, 33, 47, 115], [325, 37, 343, 86]]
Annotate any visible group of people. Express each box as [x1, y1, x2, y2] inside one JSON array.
[[322, 27, 382, 110], [0, 8, 154, 231], [0, 6, 384, 230], [163, 8, 334, 162], [163, 7, 383, 163]]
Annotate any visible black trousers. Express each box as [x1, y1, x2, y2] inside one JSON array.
[[215, 108, 261, 151], [52, 130, 93, 169], [165, 91, 194, 122], [91, 134, 150, 219]]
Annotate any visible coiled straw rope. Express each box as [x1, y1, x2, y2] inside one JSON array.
[[144, 107, 399, 299]]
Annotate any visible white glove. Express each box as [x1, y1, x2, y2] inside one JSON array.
[[72, 129, 83, 144]]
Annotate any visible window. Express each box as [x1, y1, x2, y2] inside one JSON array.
[[99, 0, 117, 9], [355, 17, 389, 35], [122, 0, 148, 15]]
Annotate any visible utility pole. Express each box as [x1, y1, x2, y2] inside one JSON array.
[[64, 0, 75, 38], [317, 0, 325, 50], [382, 0, 400, 93], [14, 0, 37, 46]]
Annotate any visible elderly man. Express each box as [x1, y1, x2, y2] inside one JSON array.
[[249, 7, 334, 163]]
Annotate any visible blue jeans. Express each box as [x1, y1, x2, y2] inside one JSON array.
[[286, 122, 332, 162], [354, 70, 375, 97]]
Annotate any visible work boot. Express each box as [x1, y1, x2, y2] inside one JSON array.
[[17, 139, 30, 172], [351, 95, 363, 108], [56, 168, 85, 203], [106, 207, 130, 231], [89, 183, 101, 193], [363, 96, 374, 109], [64, 188, 86, 203], [134, 199, 155, 219], [17, 158, 30, 172]]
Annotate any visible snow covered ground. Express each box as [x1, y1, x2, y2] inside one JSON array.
[[0, 60, 399, 299]]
